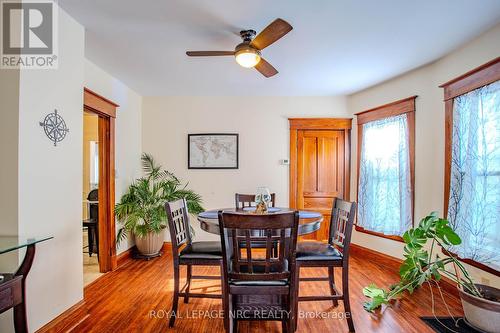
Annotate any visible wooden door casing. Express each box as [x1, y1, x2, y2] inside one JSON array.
[[289, 119, 352, 241], [84, 88, 119, 272]]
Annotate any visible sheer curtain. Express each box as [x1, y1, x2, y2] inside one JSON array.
[[448, 81, 500, 271], [358, 114, 412, 236]]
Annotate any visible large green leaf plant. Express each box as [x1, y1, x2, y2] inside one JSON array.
[[363, 212, 482, 312], [115, 153, 204, 244]]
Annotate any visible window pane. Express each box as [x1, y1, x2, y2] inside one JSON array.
[[358, 114, 412, 236], [448, 80, 500, 271]]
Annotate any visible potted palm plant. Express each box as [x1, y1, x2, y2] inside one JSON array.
[[363, 212, 500, 332], [115, 153, 204, 257]]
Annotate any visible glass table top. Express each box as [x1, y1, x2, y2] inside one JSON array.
[[0, 236, 53, 254]]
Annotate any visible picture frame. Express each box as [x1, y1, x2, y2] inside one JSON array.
[[188, 133, 239, 169]]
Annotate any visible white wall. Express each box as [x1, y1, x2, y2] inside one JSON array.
[[0, 56, 20, 333], [84, 60, 143, 253], [142, 96, 349, 240], [15, 7, 85, 332], [0, 6, 143, 332], [347, 23, 500, 287], [0, 69, 19, 237]]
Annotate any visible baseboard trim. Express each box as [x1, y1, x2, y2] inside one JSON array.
[[37, 242, 173, 332], [36, 300, 88, 333], [116, 246, 134, 267], [350, 243, 459, 298], [162, 241, 172, 252], [116, 242, 172, 268], [350, 244, 401, 270]]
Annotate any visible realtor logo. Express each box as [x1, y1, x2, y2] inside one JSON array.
[[1, 0, 58, 69]]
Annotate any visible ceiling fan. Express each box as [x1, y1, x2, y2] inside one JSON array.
[[186, 18, 293, 78]]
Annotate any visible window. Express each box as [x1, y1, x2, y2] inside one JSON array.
[[89, 141, 99, 190], [355, 97, 416, 240], [441, 57, 500, 276]]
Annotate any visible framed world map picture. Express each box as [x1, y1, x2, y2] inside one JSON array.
[[188, 133, 239, 169]]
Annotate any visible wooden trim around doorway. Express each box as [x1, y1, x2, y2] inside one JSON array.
[[288, 117, 352, 213], [84, 88, 119, 272], [84, 88, 119, 117]]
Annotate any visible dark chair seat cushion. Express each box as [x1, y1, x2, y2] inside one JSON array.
[[296, 241, 343, 261], [82, 218, 97, 227], [180, 241, 222, 259]]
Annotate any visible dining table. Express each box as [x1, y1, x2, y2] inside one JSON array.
[[0, 236, 53, 333], [197, 207, 324, 236]]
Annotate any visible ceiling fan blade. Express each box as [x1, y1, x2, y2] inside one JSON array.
[[186, 51, 235, 56], [255, 58, 278, 78], [250, 18, 293, 50]]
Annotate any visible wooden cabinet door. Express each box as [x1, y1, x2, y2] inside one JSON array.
[[296, 130, 345, 240]]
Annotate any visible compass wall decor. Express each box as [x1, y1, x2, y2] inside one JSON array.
[[39, 109, 69, 146]]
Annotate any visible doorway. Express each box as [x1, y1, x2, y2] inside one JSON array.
[[289, 118, 352, 241], [82, 111, 101, 285], [83, 88, 118, 282]]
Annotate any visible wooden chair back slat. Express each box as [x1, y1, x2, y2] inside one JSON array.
[[245, 230, 253, 273], [265, 229, 272, 273], [278, 228, 286, 272], [328, 198, 356, 256], [165, 199, 192, 256], [231, 229, 240, 273]]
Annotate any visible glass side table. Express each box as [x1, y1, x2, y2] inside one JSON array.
[[0, 236, 53, 333]]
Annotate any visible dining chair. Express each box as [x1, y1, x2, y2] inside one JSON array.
[[234, 193, 276, 209], [294, 198, 357, 332], [82, 189, 99, 257], [165, 199, 223, 328], [218, 210, 299, 333], [235, 193, 278, 256]]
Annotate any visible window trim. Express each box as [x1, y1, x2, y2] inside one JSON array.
[[355, 96, 417, 242], [440, 57, 500, 277]]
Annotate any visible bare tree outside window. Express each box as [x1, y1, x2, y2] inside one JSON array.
[[448, 80, 500, 271]]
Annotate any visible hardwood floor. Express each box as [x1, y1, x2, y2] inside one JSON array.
[[75, 250, 463, 333]]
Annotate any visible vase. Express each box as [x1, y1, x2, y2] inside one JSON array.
[[459, 283, 500, 333], [134, 228, 165, 257]]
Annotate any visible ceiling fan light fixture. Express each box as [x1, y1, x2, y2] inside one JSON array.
[[235, 47, 261, 68], [186, 18, 292, 77]]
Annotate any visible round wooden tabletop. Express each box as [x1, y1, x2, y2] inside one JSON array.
[[197, 207, 323, 235]]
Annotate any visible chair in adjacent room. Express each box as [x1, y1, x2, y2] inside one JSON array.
[[165, 198, 223, 328], [83, 189, 99, 257], [218, 210, 299, 333], [294, 197, 357, 332]]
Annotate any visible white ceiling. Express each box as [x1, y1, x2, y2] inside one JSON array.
[[59, 0, 500, 96]]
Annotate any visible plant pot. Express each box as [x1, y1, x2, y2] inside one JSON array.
[[134, 229, 165, 257], [458, 284, 500, 333]]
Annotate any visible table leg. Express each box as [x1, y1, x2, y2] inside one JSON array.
[[13, 244, 36, 333]]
